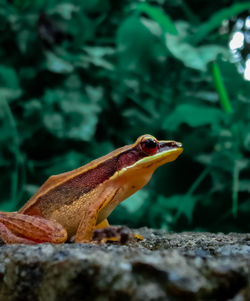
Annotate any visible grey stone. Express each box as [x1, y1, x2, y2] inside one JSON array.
[[0, 228, 250, 301]]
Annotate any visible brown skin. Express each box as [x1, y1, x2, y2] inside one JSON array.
[[0, 135, 183, 244]]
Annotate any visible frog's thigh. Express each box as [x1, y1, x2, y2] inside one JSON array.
[[0, 212, 67, 244], [0, 222, 37, 244], [95, 219, 110, 229], [75, 187, 119, 243]]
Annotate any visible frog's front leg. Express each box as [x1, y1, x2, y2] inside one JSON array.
[[0, 212, 67, 244], [75, 186, 119, 243], [95, 219, 110, 229]]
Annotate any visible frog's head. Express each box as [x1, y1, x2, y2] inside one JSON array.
[[116, 134, 183, 176]]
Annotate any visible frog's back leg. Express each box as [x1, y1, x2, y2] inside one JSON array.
[[0, 212, 67, 244]]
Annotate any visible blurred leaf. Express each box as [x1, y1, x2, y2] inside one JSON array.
[[238, 180, 250, 193], [45, 51, 74, 73], [137, 2, 177, 35], [163, 104, 222, 130], [0, 66, 19, 89], [140, 18, 162, 38], [117, 15, 167, 75], [243, 125, 250, 152], [166, 22, 229, 71], [81, 0, 110, 13], [157, 194, 198, 224], [17, 30, 35, 54], [50, 4, 79, 20], [0, 66, 21, 101], [43, 105, 100, 141], [175, 194, 198, 223], [197, 151, 235, 174], [64, 10, 95, 46], [238, 199, 250, 213], [81, 46, 115, 70], [42, 89, 101, 141], [23, 184, 40, 200], [122, 190, 148, 214]]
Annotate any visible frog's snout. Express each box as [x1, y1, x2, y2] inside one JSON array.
[[176, 142, 182, 148], [158, 141, 182, 152]]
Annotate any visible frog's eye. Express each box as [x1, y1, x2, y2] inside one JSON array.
[[140, 137, 158, 155]]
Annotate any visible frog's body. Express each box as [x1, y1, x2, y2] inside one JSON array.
[[0, 135, 183, 244]]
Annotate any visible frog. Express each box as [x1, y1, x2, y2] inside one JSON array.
[[0, 134, 183, 244]]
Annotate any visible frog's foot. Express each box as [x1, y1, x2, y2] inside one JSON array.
[[92, 226, 129, 244], [133, 233, 144, 241], [92, 226, 144, 244]]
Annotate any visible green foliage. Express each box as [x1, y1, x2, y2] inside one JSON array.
[[137, 2, 178, 35], [163, 104, 222, 129], [0, 0, 250, 233], [166, 22, 229, 71], [190, 2, 250, 45]]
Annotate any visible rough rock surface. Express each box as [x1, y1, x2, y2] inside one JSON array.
[[0, 228, 250, 301]]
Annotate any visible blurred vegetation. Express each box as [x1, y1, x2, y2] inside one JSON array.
[[0, 0, 250, 233]]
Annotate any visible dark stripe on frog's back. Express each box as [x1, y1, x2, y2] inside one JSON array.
[[21, 142, 147, 217], [24, 156, 119, 217], [19, 144, 133, 216]]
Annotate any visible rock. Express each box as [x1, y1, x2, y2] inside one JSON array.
[[0, 228, 250, 301]]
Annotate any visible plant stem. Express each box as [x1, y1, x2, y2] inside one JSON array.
[[211, 61, 233, 114]]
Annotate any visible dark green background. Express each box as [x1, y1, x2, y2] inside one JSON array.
[[1, 0, 250, 232]]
